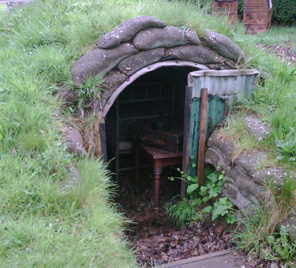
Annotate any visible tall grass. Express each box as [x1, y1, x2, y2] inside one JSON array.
[[0, 0, 144, 266], [0, 0, 296, 266], [234, 175, 296, 261]]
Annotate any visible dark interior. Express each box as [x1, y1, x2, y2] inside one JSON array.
[[105, 66, 197, 182]]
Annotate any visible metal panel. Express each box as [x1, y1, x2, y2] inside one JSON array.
[[207, 97, 225, 137], [187, 98, 200, 176], [185, 69, 258, 177], [188, 69, 258, 99], [187, 97, 225, 176]]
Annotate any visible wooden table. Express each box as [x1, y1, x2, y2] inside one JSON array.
[[134, 143, 183, 208]]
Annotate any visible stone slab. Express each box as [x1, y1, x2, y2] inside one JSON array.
[[165, 250, 241, 268], [244, 115, 271, 142], [224, 165, 263, 200], [164, 45, 222, 64], [207, 131, 235, 162], [101, 69, 127, 101], [223, 184, 254, 211], [133, 26, 200, 50], [71, 43, 137, 87], [207, 31, 246, 63], [61, 167, 80, 191], [58, 87, 78, 107], [117, 48, 164, 75], [252, 167, 287, 186], [97, 16, 166, 49], [62, 127, 87, 156], [234, 151, 267, 177], [205, 147, 231, 170]]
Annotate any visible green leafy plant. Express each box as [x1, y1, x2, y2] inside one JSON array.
[[275, 127, 296, 159], [261, 226, 296, 266], [0, 124, 3, 140], [166, 167, 236, 226], [165, 198, 203, 226], [212, 197, 236, 224], [234, 175, 296, 263]]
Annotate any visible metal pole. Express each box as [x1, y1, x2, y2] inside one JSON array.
[[197, 88, 208, 187]]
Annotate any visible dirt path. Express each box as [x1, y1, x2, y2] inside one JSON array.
[[115, 175, 270, 267]]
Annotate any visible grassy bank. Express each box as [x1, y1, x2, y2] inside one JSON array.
[[0, 0, 295, 266]]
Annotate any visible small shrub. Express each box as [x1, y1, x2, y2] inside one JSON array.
[[166, 167, 236, 226], [272, 0, 296, 26]]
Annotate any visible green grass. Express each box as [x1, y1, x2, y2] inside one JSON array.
[[242, 26, 296, 46], [0, 0, 296, 266], [0, 4, 6, 15], [234, 175, 296, 264]]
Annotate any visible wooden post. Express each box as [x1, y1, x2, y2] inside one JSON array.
[[181, 86, 193, 198], [197, 88, 208, 187], [93, 113, 107, 162]]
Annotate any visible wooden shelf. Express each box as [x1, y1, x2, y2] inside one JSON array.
[[112, 80, 176, 182], [119, 97, 172, 104], [118, 114, 172, 122], [118, 164, 151, 172]]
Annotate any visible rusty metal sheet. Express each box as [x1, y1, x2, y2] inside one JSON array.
[[185, 69, 258, 177], [187, 97, 225, 176], [188, 69, 259, 99]]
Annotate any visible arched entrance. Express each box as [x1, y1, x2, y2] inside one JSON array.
[[104, 64, 205, 182], [101, 61, 208, 117], [70, 16, 247, 179]]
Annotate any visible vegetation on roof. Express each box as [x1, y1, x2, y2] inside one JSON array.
[[0, 0, 295, 266]]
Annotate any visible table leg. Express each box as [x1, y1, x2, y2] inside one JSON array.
[[134, 144, 140, 192], [153, 160, 162, 208], [181, 180, 186, 198]]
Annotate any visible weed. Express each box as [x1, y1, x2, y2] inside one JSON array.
[[211, 197, 237, 223], [0, 0, 295, 265], [165, 197, 203, 226], [234, 175, 296, 262], [234, 205, 273, 256], [262, 226, 296, 266], [219, 113, 257, 160], [275, 128, 296, 158], [75, 74, 103, 117], [166, 167, 236, 226]]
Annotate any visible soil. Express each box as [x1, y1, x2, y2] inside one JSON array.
[[257, 41, 296, 66], [115, 170, 271, 267]]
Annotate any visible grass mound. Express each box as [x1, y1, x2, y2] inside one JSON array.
[[0, 0, 296, 266]]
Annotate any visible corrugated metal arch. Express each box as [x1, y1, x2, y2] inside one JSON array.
[[101, 61, 209, 117]]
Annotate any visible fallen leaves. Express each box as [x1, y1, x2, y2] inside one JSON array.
[[257, 42, 296, 66], [116, 185, 235, 267]]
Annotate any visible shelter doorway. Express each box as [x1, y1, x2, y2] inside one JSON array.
[[105, 66, 198, 192]]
